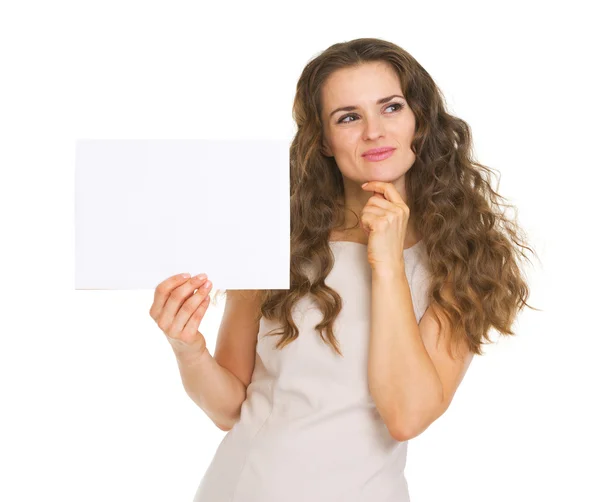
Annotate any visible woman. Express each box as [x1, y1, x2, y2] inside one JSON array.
[[150, 37, 536, 501]]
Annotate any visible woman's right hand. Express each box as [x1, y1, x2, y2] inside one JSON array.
[[149, 273, 213, 358]]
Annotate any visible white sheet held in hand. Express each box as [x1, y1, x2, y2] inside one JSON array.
[[75, 138, 290, 291]]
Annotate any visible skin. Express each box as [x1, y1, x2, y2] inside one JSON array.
[[320, 60, 421, 248]]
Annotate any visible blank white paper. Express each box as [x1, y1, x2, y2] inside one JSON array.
[[74, 139, 290, 290]]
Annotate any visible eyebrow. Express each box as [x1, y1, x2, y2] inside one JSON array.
[[329, 94, 405, 119]]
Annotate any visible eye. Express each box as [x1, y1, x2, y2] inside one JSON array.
[[337, 102, 404, 124]]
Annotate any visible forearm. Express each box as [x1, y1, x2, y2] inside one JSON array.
[[368, 266, 443, 436], [174, 347, 247, 431]]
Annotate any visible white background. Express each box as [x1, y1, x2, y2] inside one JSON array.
[[1, 1, 598, 501]]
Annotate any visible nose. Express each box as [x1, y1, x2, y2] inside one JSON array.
[[362, 114, 385, 141]]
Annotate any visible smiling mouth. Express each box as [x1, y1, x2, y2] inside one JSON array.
[[362, 149, 395, 162]]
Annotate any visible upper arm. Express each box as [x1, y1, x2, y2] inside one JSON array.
[[213, 289, 262, 389], [418, 298, 474, 417], [409, 262, 473, 423]]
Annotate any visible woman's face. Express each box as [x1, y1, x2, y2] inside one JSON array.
[[320, 61, 417, 187]]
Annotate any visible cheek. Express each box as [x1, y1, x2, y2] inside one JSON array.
[[396, 131, 416, 154], [395, 120, 415, 139], [331, 130, 360, 153]]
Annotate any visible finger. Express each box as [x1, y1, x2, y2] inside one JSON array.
[[361, 181, 403, 204], [363, 206, 388, 217], [360, 207, 390, 231], [170, 280, 212, 337], [181, 294, 212, 342], [360, 213, 374, 234], [150, 273, 191, 318], [366, 195, 392, 208], [161, 275, 209, 332]]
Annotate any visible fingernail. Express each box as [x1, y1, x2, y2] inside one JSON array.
[[203, 280, 212, 289]]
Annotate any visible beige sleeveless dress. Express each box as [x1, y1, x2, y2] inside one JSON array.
[[193, 239, 430, 502]]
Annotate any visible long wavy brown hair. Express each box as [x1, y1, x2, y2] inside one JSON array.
[[214, 37, 539, 359]]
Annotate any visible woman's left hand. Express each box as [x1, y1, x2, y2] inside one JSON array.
[[360, 181, 410, 273]]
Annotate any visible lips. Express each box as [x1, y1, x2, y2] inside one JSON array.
[[362, 147, 396, 156], [363, 149, 395, 162]]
